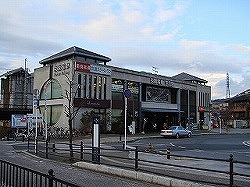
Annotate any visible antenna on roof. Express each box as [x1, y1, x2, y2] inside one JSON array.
[[226, 72, 230, 99], [24, 58, 28, 108], [152, 66, 159, 74]]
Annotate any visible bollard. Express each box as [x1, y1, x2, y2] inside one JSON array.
[[53, 143, 56, 152], [123, 142, 125, 150], [35, 138, 38, 155], [27, 137, 30, 152], [80, 141, 84, 160], [229, 154, 234, 187], [48, 169, 54, 187], [167, 148, 170, 159], [46, 140, 49, 159], [146, 143, 153, 152], [135, 146, 139, 171]]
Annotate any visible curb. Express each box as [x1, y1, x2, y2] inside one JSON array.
[[73, 161, 215, 187]]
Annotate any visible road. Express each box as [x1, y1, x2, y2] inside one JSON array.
[[105, 133, 250, 186], [0, 141, 162, 187], [3, 133, 250, 186], [120, 134, 250, 162]]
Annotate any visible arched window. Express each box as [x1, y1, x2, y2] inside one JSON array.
[[40, 104, 63, 126], [39, 79, 63, 126], [40, 79, 62, 99]]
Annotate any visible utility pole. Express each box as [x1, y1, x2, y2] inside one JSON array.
[[24, 58, 28, 109], [226, 72, 230, 99]]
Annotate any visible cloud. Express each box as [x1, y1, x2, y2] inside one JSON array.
[[155, 0, 188, 23], [0, 31, 63, 56], [212, 71, 250, 99], [0, 0, 249, 100]]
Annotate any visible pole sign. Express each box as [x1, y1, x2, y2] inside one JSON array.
[[33, 89, 39, 107], [124, 89, 132, 98], [92, 116, 100, 164], [11, 114, 27, 128], [123, 89, 131, 150]]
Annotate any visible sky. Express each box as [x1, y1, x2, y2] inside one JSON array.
[[0, 0, 250, 99]]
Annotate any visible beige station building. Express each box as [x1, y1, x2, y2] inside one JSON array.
[[34, 46, 211, 134]]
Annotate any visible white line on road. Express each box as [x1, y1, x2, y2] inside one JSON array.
[[170, 143, 175, 147], [169, 142, 185, 149], [178, 146, 186, 149], [243, 141, 250, 147]]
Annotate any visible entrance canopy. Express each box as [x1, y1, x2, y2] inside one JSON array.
[[142, 108, 182, 113]]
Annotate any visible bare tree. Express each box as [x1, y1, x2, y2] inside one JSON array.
[[220, 105, 233, 131], [64, 74, 81, 158]]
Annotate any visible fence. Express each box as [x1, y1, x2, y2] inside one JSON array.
[[28, 139, 250, 187], [0, 159, 79, 187]]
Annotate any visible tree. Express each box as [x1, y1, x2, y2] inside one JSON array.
[[80, 110, 95, 135], [220, 105, 233, 131], [64, 74, 81, 158]]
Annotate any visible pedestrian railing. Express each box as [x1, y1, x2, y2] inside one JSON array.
[[27, 139, 250, 187], [0, 159, 79, 187]]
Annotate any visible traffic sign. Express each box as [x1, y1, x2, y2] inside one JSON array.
[[124, 89, 132, 98]]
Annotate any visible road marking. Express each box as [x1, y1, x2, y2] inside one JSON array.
[[170, 143, 176, 147], [243, 141, 250, 147], [178, 146, 186, 149], [169, 143, 185, 149]]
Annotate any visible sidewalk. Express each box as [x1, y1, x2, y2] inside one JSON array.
[[199, 127, 250, 135]]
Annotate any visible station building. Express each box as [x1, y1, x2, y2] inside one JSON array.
[[34, 46, 211, 134]]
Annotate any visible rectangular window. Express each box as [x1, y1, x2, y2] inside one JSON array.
[[146, 86, 170, 102], [83, 74, 87, 98], [103, 77, 107, 99], [89, 75, 92, 98], [93, 76, 97, 99], [98, 76, 102, 99], [78, 74, 81, 98]]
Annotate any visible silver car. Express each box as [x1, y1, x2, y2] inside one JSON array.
[[160, 126, 192, 138]]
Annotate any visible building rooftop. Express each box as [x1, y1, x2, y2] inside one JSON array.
[[172, 72, 208, 84], [230, 89, 250, 102], [39, 46, 111, 65], [0, 67, 25, 77]]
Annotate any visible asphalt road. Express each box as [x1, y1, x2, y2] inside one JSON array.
[[122, 134, 250, 162], [0, 141, 162, 187], [105, 133, 250, 186], [3, 133, 250, 186]]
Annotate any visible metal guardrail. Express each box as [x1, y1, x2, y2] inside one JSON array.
[[0, 159, 79, 187], [28, 139, 250, 187]]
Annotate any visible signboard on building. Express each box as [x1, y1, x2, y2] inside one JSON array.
[[76, 62, 90, 72], [53, 62, 71, 76], [74, 98, 111, 108], [150, 77, 174, 87], [76, 61, 111, 75]]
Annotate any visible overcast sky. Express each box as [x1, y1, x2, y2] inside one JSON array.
[[0, 0, 249, 99]]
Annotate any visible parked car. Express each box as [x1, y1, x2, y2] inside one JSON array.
[[160, 126, 192, 138]]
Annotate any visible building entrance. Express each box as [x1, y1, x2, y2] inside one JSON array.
[[142, 112, 178, 133]]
